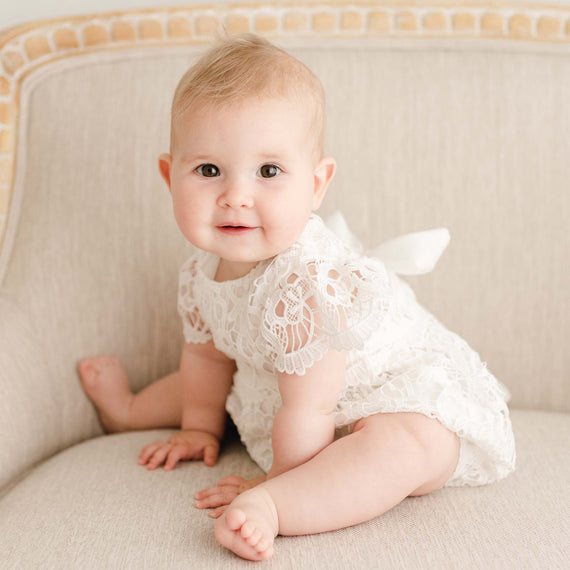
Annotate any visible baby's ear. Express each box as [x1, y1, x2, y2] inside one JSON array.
[[158, 153, 173, 191], [312, 156, 336, 210]]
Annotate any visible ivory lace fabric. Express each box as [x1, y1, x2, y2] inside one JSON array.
[[178, 215, 515, 486]]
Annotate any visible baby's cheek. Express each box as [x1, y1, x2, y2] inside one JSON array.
[[269, 220, 309, 252], [174, 209, 201, 242]]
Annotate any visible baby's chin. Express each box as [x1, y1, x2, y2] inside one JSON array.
[[189, 229, 302, 265]]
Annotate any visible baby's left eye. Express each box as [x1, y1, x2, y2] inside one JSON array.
[[258, 164, 281, 178]]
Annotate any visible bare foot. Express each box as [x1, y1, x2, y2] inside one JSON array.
[[214, 487, 279, 561], [78, 356, 134, 433]]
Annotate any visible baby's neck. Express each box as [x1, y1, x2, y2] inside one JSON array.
[[214, 258, 261, 282]]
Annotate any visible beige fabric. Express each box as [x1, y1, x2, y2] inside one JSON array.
[[0, 296, 55, 490], [1, 54, 193, 487], [0, 411, 568, 569]]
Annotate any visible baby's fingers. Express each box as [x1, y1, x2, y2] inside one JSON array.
[[203, 444, 219, 467], [195, 481, 235, 500], [195, 475, 242, 498], [138, 441, 165, 465], [216, 475, 244, 486], [208, 505, 228, 519], [164, 445, 189, 471], [195, 489, 239, 509], [145, 444, 173, 470]]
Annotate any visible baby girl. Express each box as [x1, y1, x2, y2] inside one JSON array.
[[79, 34, 515, 561]]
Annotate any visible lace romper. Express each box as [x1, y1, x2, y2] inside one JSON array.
[[177, 215, 516, 486]]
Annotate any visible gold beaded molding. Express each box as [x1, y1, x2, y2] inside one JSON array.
[[1, 0, 570, 246]]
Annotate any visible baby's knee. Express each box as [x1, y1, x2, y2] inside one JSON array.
[[355, 412, 460, 494], [405, 415, 460, 495]]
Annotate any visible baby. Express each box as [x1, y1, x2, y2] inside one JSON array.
[[79, 34, 516, 561]]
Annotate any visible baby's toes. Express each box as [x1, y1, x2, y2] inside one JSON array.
[[242, 523, 271, 556], [256, 536, 272, 554], [78, 362, 104, 396], [78, 359, 98, 379], [245, 527, 262, 547], [240, 520, 256, 540], [225, 508, 247, 531]]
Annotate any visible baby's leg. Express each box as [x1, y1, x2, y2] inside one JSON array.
[[79, 356, 181, 432], [214, 412, 459, 561]]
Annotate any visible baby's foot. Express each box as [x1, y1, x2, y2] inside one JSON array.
[[78, 356, 134, 433], [214, 487, 279, 561]]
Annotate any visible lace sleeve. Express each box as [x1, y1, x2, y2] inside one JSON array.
[[261, 254, 402, 376], [177, 255, 212, 344]]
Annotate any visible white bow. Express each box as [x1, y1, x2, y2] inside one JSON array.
[[324, 211, 450, 276]]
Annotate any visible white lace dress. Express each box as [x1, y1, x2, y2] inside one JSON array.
[[178, 215, 516, 486]]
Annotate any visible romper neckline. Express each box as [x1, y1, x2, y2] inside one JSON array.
[[194, 250, 269, 289]]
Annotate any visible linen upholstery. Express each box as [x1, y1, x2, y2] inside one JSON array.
[[1, 2, 569, 567], [0, 296, 53, 491], [0, 54, 193, 487], [0, 412, 568, 569]]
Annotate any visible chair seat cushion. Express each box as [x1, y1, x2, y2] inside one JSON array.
[[1, 409, 568, 568]]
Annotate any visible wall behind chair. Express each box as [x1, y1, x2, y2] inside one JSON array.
[[2, 0, 570, 31], [0, 0, 219, 30]]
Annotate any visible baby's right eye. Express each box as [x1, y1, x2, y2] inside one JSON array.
[[196, 164, 220, 177]]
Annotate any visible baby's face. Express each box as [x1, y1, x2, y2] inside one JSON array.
[[163, 96, 334, 278]]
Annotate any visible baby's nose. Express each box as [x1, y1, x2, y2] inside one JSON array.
[[217, 180, 254, 208]]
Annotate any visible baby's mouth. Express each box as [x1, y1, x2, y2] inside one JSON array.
[[217, 224, 256, 235]]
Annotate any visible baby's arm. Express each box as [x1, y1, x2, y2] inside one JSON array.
[[267, 349, 346, 479], [193, 349, 345, 514], [139, 340, 235, 470]]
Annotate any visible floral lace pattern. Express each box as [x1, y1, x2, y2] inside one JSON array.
[[260, 240, 402, 376], [177, 215, 516, 486]]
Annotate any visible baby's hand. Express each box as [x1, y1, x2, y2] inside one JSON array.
[[195, 475, 267, 518], [138, 430, 220, 471]]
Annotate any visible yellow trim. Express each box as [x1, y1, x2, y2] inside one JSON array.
[[2, 0, 570, 248]]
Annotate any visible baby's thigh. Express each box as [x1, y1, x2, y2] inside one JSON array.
[[352, 412, 460, 495]]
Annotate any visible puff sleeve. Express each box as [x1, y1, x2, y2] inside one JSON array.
[[177, 255, 212, 344], [260, 252, 404, 376]]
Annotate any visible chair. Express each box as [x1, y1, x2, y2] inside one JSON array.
[[1, 2, 568, 567]]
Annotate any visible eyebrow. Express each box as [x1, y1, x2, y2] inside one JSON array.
[[179, 152, 294, 164], [257, 151, 294, 161], [179, 155, 212, 164]]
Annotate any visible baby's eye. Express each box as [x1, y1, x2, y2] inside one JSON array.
[[196, 163, 220, 177], [258, 164, 281, 178]]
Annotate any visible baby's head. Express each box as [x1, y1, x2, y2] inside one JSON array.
[[169, 33, 326, 164], [159, 34, 336, 278]]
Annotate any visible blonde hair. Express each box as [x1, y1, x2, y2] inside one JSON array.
[[170, 34, 326, 162]]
